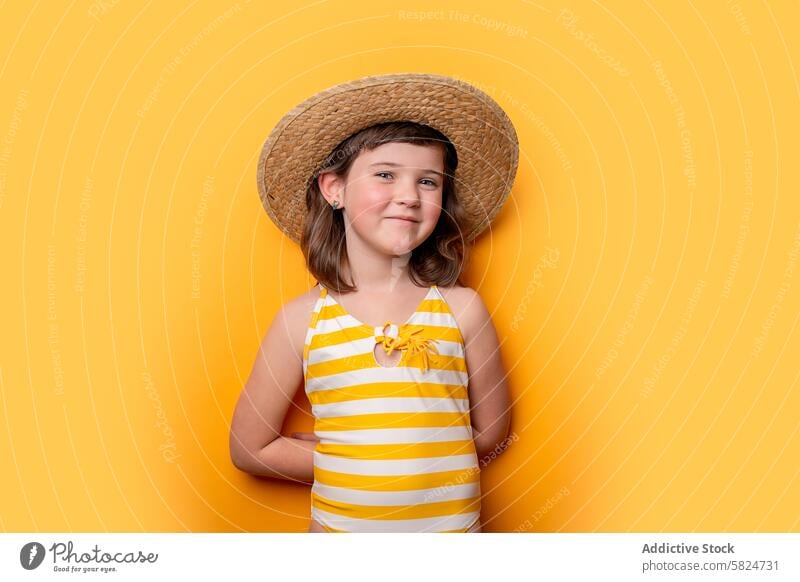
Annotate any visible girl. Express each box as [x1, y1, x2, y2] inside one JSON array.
[[230, 73, 519, 533]]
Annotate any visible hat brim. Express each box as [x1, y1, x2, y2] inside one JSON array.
[[257, 72, 519, 243]]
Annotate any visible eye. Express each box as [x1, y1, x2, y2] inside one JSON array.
[[376, 172, 392, 179], [420, 178, 438, 187]]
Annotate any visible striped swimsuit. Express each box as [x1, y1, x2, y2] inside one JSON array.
[[302, 283, 481, 533]]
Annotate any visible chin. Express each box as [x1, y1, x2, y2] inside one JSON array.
[[385, 244, 415, 256], [378, 238, 417, 255]]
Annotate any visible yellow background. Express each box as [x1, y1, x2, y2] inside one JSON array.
[[1, 0, 798, 532]]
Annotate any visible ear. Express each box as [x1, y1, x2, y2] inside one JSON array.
[[317, 171, 345, 209]]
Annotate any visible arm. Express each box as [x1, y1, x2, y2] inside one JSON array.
[[461, 289, 512, 462], [229, 297, 316, 484]]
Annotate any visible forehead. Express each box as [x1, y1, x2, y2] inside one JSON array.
[[354, 141, 444, 170]]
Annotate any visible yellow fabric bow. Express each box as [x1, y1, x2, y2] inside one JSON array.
[[375, 322, 440, 373]]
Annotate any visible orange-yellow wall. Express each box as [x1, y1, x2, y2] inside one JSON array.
[[1, 0, 798, 532]]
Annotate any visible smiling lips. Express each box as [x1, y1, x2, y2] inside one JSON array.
[[387, 216, 419, 223]]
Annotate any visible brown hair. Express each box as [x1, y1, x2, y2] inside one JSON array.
[[301, 121, 471, 293]]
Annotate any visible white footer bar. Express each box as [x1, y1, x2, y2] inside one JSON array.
[[2, 533, 798, 581]]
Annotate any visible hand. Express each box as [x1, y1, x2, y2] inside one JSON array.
[[291, 432, 320, 442]]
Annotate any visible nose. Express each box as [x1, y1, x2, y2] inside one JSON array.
[[393, 176, 422, 206]]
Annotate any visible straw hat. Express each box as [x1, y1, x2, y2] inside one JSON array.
[[256, 72, 519, 243]]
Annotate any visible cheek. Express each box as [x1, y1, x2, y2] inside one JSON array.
[[422, 196, 443, 222], [346, 192, 387, 225]]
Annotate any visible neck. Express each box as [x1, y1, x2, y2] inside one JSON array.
[[344, 232, 414, 292]]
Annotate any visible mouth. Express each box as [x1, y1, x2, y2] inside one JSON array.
[[386, 217, 419, 223]]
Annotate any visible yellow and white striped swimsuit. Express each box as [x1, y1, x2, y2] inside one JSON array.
[[303, 283, 481, 533]]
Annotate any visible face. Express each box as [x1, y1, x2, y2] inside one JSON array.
[[329, 141, 445, 256]]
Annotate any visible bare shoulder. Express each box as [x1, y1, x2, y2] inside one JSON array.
[[436, 284, 492, 344], [270, 285, 321, 360]]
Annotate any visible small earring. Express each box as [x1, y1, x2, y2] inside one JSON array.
[[331, 200, 339, 210]]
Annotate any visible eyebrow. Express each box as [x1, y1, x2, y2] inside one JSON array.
[[369, 162, 444, 176]]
